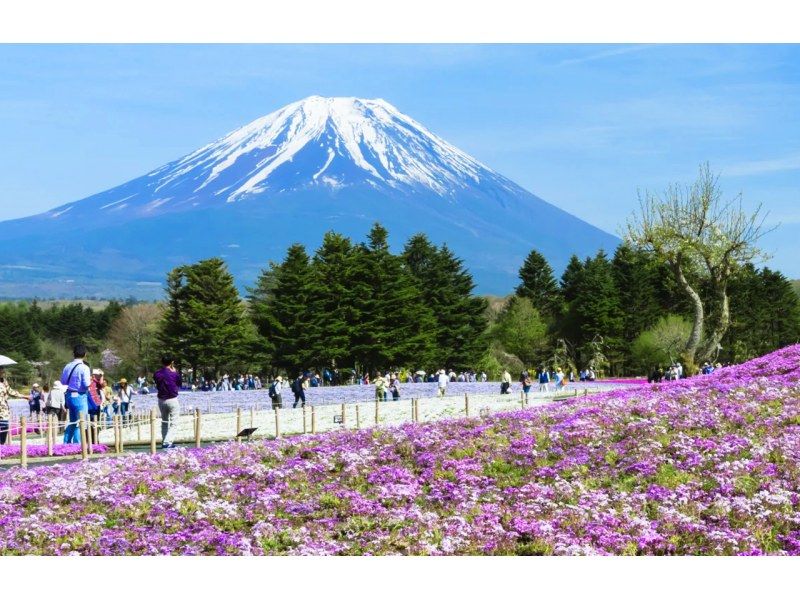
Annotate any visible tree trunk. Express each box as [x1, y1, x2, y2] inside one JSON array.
[[673, 259, 704, 366], [698, 281, 730, 363]]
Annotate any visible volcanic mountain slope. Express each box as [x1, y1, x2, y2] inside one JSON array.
[[0, 96, 618, 298]]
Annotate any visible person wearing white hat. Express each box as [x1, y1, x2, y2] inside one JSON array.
[[437, 369, 448, 397]]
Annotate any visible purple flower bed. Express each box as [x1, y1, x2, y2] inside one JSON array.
[[0, 444, 108, 459], [0, 346, 798, 555]]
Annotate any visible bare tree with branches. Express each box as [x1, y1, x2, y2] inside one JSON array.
[[625, 164, 772, 366]]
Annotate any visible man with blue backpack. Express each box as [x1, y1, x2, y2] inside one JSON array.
[[291, 374, 307, 408]]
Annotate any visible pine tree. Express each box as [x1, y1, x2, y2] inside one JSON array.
[[402, 234, 487, 370], [491, 296, 548, 366], [559, 254, 585, 305], [306, 232, 357, 371], [159, 258, 251, 376], [348, 223, 436, 373], [566, 250, 624, 369], [516, 249, 562, 317], [611, 244, 663, 350], [249, 244, 314, 374]]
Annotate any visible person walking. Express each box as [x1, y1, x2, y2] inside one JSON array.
[[522, 372, 532, 401], [87, 369, 106, 443], [0, 366, 25, 444], [500, 369, 512, 394], [154, 354, 181, 449], [554, 368, 566, 391], [291, 374, 307, 408], [61, 344, 92, 444], [437, 369, 448, 397], [538, 368, 550, 393], [268, 376, 283, 409]]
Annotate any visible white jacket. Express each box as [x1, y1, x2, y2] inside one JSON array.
[[46, 381, 66, 410]]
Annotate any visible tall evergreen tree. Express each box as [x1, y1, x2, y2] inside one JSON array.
[[306, 232, 357, 371], [516, 249, 562, 317], [249, 244, 314, 373], [402, 234, 487, 369], [611, 244, 663, 346], [159, 258, 251, 376], [566, 250, 625, 369], [348, 223, 436, 373], [559, 254, 585, 305]]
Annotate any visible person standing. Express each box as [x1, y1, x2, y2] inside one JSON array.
[[45, 380, 67, 422], [389, 374, 401, 401], [374, 373, 387, 401], [117, 378, 133, 423], [500, 369, 512, 394], [268, 376, 283, 409], [87, 369, 106, 442], [522, 372, 532, 401], [154, 354, 181, 449], [61, 344, 92, 444], [0, 366, 25, 444], [291, 374, 307, 408], [437, 369, 448, 397], [538, 368, 550, 393], [29, 383, 43, 416]]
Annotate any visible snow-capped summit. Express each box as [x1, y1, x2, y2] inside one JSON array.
[[0, 96, 619, 298], [153, 95, 502, 200]]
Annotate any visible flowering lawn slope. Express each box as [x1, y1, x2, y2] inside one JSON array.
[[2, 346, 800, 555]]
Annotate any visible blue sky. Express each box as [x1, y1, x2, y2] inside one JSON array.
[[1, 44, 798, 275]]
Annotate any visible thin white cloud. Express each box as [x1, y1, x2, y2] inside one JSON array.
[[558, 44, 661, 66], [725, 154, 800, 177]]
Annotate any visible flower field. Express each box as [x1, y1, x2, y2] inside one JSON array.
[[1, 346, 799, 555]]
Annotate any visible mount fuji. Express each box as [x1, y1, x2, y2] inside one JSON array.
[[0, 96, 618, 298]]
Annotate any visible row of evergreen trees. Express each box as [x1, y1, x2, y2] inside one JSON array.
[[507, 245, 800, 373], [159, 224, 487, 377], [0, 300, 124, 361]]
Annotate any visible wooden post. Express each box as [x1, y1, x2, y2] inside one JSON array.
[[87, 415, 94, 455], [274, 407, 281, 439], [302, 406, 307, 434], [195, 408, 201, 448], [112, 415, 119, 454], [149, 408, 157, 455], [236, 407, 242, 441], [250, 407, 254, 429], [341, 403, 346, 428], [584, 388, 588, 397], [119, 414, 125, 452], [465, 393, 470, 417], [355, 404, 360, 430], [137, 412, 142, 441], [19, 417, 27, 469], [79, 414, 87, 460], [375, 400, 380, 426], [47, 414, 54, 457], [311, 406, 317, 433], [574, 388, 578, 397]]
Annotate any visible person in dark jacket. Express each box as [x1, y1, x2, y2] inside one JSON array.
[[292, 374, 307, 408]]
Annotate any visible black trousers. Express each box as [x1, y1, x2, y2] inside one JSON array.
[[293, 393, 305, 408]]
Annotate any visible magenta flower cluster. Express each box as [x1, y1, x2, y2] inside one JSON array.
[[0, 346, 798, 555]]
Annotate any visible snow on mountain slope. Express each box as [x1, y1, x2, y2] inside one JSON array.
[[0, 96, 619, 297]]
